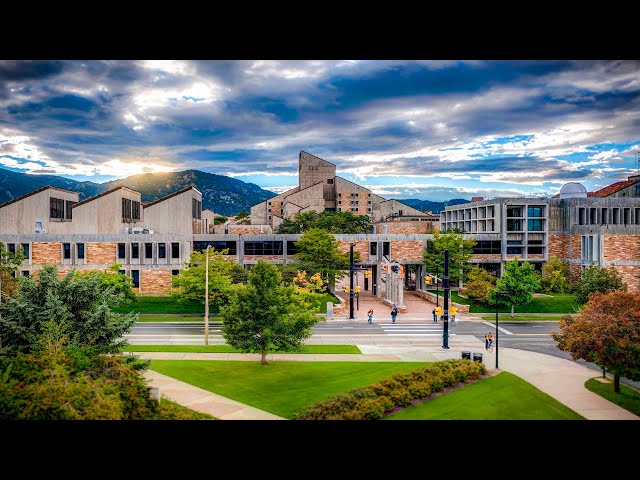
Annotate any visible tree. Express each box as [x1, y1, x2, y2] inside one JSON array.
[[422, 231, 475, 285], [235, 209, 251, 225], [171, 249, 236, 310], [488, 259, 541, 317], [0, 265, 136, 354], [464, 266, 497, 304], [293, 228, 353, 291], [0, 242, 25, 300], [220, 260, 318, 364], [75, 262, 135, 306], [541, 255, 572, 293], [277, 211, 372, 234], [213, 216, 228, 225], [552, 291, 640, 392], [574, 265, 627, 304]]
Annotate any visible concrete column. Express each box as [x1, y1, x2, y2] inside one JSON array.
[[282, 238, 288, 263], [397, 275, 404, 307]]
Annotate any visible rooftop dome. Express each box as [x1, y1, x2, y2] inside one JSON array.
[[559, 182, 587, 199]]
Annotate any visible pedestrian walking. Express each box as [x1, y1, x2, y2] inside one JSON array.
[[432, 308, 437, 323], [484, 332, 494, 351], [391, 304, 398, 323], [367, 308, 373, 324]]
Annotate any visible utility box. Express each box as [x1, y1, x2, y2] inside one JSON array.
[[461, 351, 471, 360], [473, 353, 483, 363]]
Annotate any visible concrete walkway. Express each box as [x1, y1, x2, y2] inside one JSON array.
[[144, 370, 284, 420]]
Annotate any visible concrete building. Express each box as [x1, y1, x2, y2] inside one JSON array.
[[250, 151, 428, 229], [143, 185, 204, 234], [440, 175, 640, 291]]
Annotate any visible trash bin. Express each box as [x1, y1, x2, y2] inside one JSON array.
[[461, 351, 471, 360], [473, 352, 483, 363]]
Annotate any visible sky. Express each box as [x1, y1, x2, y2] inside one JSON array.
[[1, 59, 639, 201]]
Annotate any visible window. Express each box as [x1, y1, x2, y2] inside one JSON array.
[[131, 270, 140, 288], [528, 247, 544, 254], [22, 243, 29, 258], [65, 200, 74, 220], [327, 178, 333, 184], [338, 207, 342, 212], [286, 241, 298, 255], [63, 243, 71, 259], [172, 269, 180, 276], [527, 206, 544, 217], [527, 219, 544, 231], [145, 243, 153, 258], [370, 242, 378, 255], [507, 206, 523, 217], [158, 243, 166, 259], [243, 241, 283, 256], [8, 243, 15, 254], [118, 270, 125, 276], [578, 207, 586, 225], [192, 198, 202, 219], [171, 242, 180, 259], [122, 198, 142, 221], [193, 241, 237, 255], [581, 235, 595, 263], [507, 240, 521, 245], [507, 219, 522, 231], [131, 243, 139, 259], [382, 242, 390, 256], [506, 247, 523, 255], [50, 197, 65, 219], [118, 243, 126, 259], [472, 241, 501, 255], [77, 243, 85, 259], [22, 271, 30, 277]]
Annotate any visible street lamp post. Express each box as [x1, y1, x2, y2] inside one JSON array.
[[442, 250, 449, 349], [349, 242, 355, 320], [204, 245, 211, 346], [435, 259, 440, 307], [495, 290, 509, 369]]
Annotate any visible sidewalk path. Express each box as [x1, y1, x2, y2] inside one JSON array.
[[139, 347, 639, 421], [144, 370, 284, 420]]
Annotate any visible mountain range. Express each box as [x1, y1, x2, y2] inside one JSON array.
[[0, 167, 471, 216], [397, 198, 470, 213], [0, 168, 276, 216]]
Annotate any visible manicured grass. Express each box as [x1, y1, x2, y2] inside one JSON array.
[[385, 372, 584, 420], [433, 291, 579, 314], [157, 398, 217, 420], [113, 296, 210, 314], [585, 377, 640, 417], [125, 344, 361, 354], [312, 293, 340, 314], [150, 360, 427, 418], [136, 316, 207, 322], [480, 315, 571, 322]]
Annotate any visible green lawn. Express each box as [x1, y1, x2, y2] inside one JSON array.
[[150, 360, 427, 418], [480, 314, 571, 322], [433, 291, 579, 314], [125, 344, 361, 354], [113, 296, 209, 314], [585, 377, 640, 417], [385, 372, 584, 420], [312, 293, 340, 314]]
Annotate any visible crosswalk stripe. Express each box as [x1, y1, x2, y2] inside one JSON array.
[[386, 333, 456, 336]]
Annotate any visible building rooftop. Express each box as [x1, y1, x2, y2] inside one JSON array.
[[0, 185, 78, 210], [587, 178, 639, 198], [143, 185, 201, 208], [72, 186, 140, 208]]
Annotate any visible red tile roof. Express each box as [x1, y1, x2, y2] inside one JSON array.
[[471, 196, 484, 202], [588, 179, 638, 197]]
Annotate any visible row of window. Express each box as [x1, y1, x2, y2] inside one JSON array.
[[506, 206, 545, 218], [506, 219, 545, 231], [117, 242, 180, 260], [4, 243, 30, 258], [577, 207, 640, 226]]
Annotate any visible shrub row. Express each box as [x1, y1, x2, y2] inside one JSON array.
[[294, 358, 486, 420]]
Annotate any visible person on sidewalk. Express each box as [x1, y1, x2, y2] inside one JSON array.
[[367, 308, 374, 324], [391, 304, 398, 323], [484, 332, 494, 350], [432, 308, 437, 323]]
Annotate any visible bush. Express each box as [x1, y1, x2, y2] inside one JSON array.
[[294, 359, 484, 420]]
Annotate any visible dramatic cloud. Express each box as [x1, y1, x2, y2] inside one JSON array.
[[1, 60, 639, 198]]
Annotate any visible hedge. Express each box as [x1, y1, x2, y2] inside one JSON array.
[[294, 358, 486, 420]]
